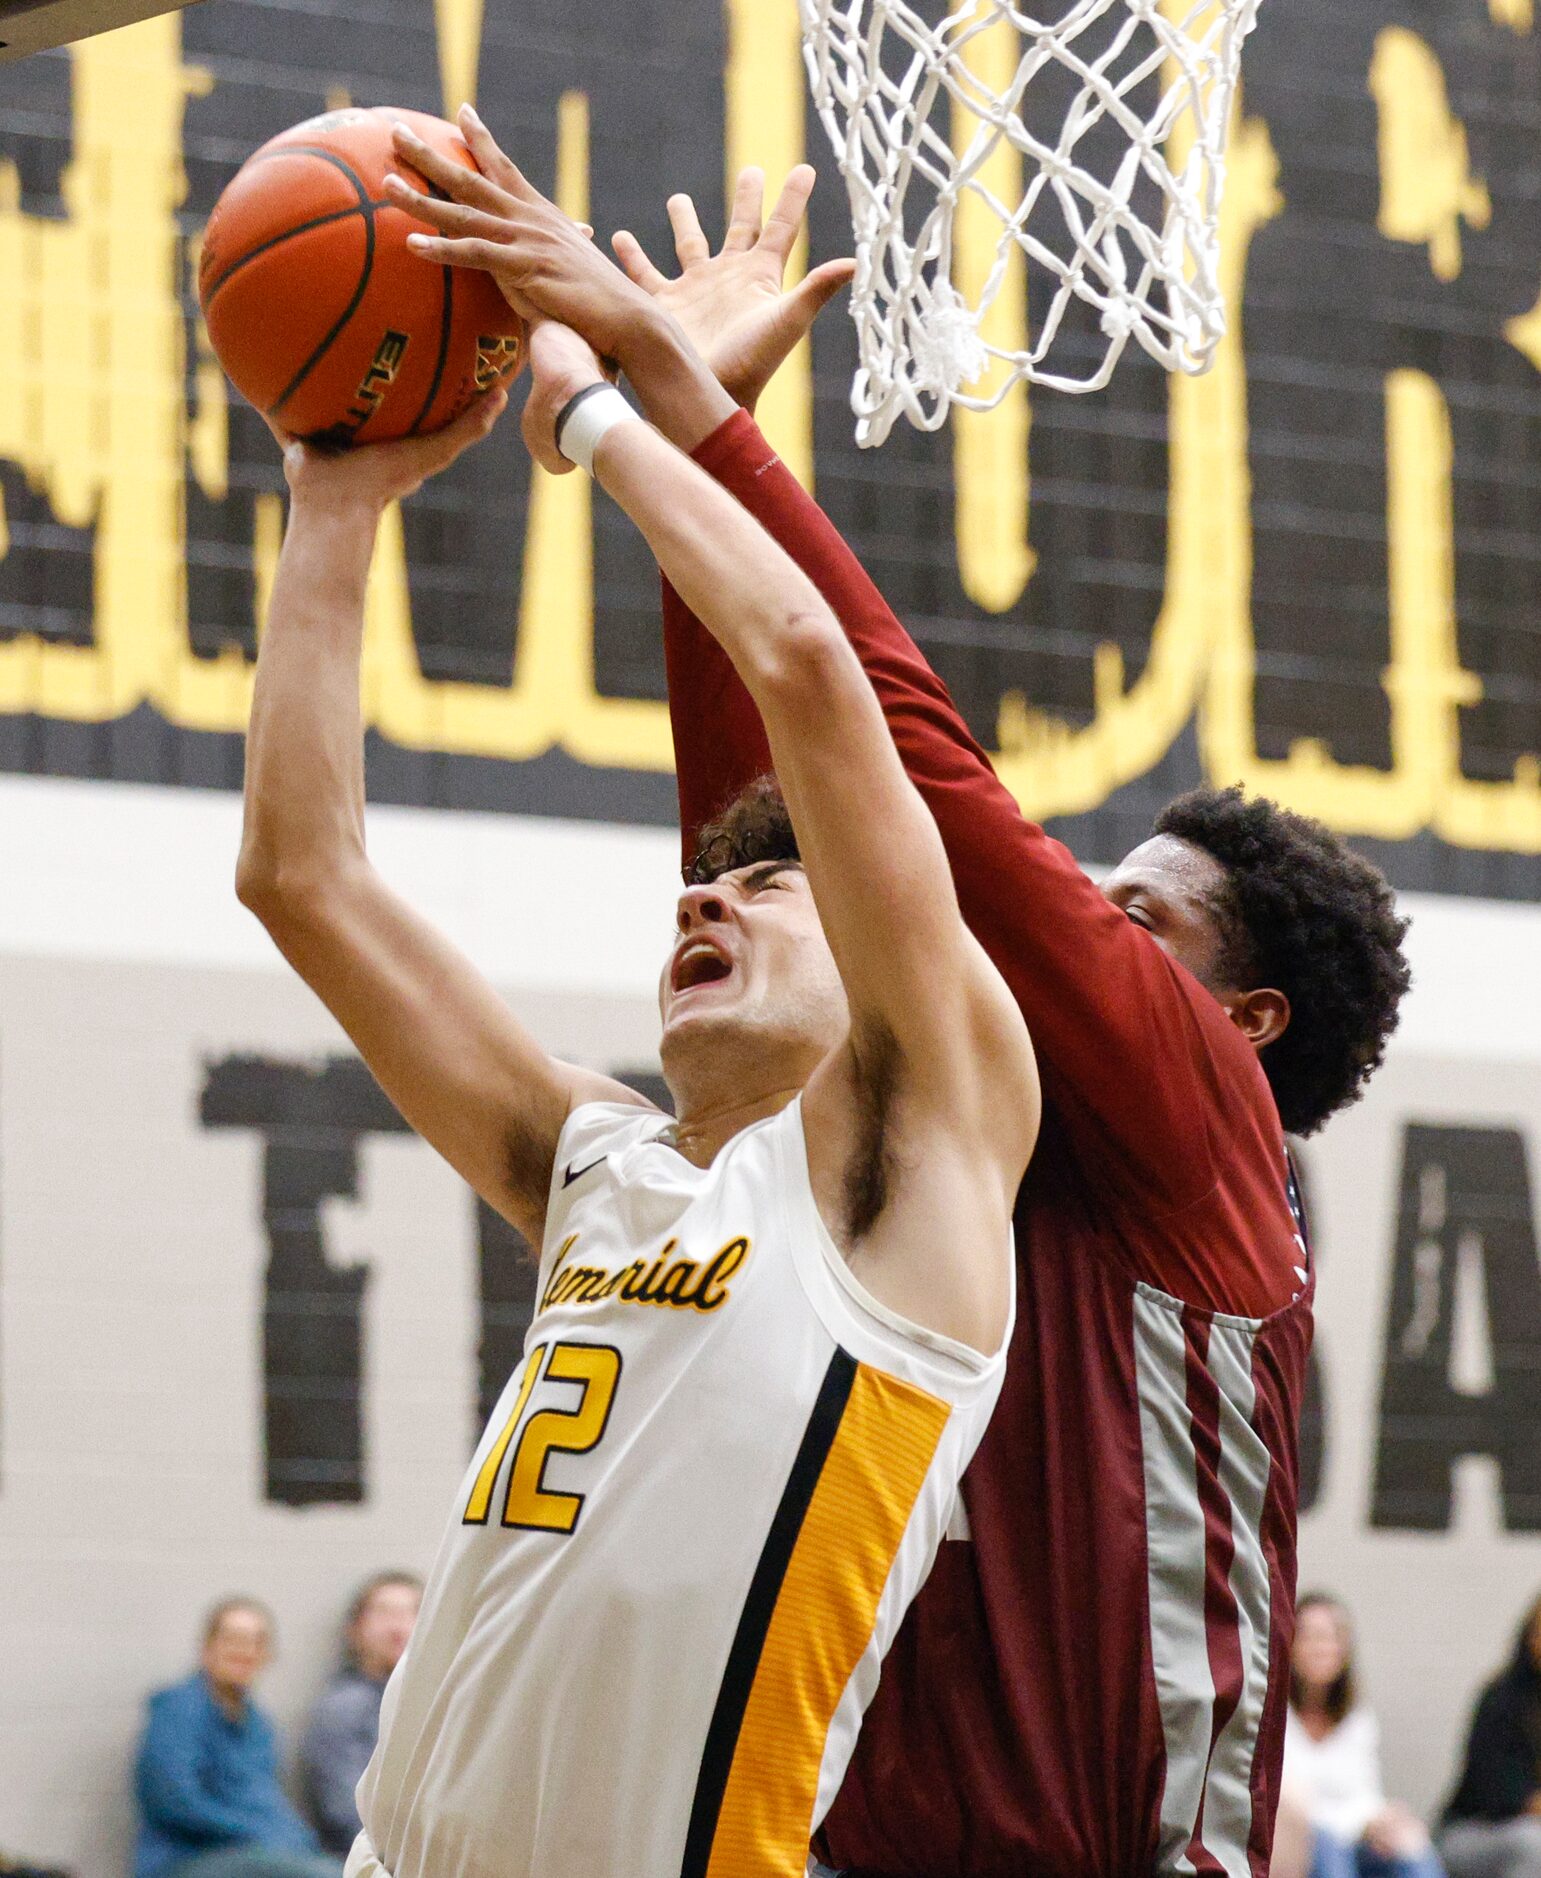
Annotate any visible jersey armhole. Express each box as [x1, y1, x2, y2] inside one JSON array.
[[775, 1097, 1011, 1401]]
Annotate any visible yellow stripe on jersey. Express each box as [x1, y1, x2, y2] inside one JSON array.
[[703, 1360, 951, 1878], [462, 1344, 545, 1525]]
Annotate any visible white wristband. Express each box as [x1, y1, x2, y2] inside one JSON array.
[[554, 383, 639, 473]]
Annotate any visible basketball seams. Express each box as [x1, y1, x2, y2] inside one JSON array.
[[204, 110, 520, 443], [202, 203, 371, 309], [267, 188, 377, 422], [407, 185, 457, 437]]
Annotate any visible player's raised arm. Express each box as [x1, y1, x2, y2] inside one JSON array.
[[519, 323, 1038, 1332], [236, 401, 654, 1244]]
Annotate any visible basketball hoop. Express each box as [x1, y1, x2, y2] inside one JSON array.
[[799, 0, 1265, 444]]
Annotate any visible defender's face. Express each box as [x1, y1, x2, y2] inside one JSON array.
[[1100, 835, 1231, 993], [658, 862, 847, 1066]]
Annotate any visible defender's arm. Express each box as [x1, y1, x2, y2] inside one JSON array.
[[539, 350, 1038, 1253], [237, 408, 652, 1245]]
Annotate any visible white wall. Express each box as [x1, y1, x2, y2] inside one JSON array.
[[1, 774, 1537, 1874]]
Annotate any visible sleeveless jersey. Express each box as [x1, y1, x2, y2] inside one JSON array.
[[355, 1096, 1010, 1878]]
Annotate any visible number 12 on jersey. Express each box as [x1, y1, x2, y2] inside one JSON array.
[[462, 1341, 622, 1535]]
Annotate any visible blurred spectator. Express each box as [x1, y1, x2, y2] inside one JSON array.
[[299, 1573, 422, 1856], [133, 1597, 338, 1878], [1286, 1592, 1444, 1878], [1439, 1592, 1541, 1878]]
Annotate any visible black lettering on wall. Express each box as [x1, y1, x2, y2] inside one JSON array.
[[202, 1054, 409, 1506], [201, 1050, 669, 1501], [1372, 1123, 1541, 1532]]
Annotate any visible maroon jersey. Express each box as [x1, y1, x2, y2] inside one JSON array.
[[661, 411, 1313, 1878]]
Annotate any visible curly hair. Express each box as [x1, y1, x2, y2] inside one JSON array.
[[1154, 785, 1411, 1136], [685, 775, 799, 884]]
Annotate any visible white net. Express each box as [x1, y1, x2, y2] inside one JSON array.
[[800, 0, 1265, 444]]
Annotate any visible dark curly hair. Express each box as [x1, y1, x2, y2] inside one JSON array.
[[1155, 785, 1411, 1136], [685, 775, 799, 884]]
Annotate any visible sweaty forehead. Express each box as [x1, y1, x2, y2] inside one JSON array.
[[1103, 834, 1227, 907]]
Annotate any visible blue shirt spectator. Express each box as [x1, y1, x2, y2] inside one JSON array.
[[133, 1599, 329, 1878]]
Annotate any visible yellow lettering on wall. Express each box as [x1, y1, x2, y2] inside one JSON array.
[[950, 10, 1033, 614], [1371, 28, 1491, 282], [992, 100, 1282, 820], [435, 0, 484, 114], [360, 89, 675, 772], [725, 0, 813, 486], [0, 12, 1535, 852], [0, 20, 212, 724], [1506, 292, 1541, 371]]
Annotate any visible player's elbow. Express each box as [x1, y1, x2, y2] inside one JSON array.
[[235, 838, 349, 931], [752, 606, 851, 704]]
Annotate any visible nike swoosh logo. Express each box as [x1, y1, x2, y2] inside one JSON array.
[[562, 1155, 607, 1189]]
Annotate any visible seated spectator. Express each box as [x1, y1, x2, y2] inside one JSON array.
[[1439, 1592, 1541, 1878], [133, 1597, 337, 1878], [299, 1573, 422, 1856], [1286, 1591, 1444, 1878]]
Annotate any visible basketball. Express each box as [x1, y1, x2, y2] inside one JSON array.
[[198, 106, 527, 447]]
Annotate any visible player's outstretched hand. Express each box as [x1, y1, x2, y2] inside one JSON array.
[[612, 167, 855, 411], [263, 389, 508, 511], [388, 106, 653, 367], [518, 319, 611, 476]]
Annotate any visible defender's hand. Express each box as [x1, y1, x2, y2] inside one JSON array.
[[265, 390, 507, 513], [612, 166, 854, 411], [388, 107, 657, 366], [520, 318, 611, 475]]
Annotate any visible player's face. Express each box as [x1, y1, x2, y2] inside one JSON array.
[[658, 862, 847, 1069], [202, 1607, 272, 1695], [352, 1582, 421, 1681], [1100, 836, 1232, 992]]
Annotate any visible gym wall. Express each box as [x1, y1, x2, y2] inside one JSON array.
[[0, 0, 1538, 1871]]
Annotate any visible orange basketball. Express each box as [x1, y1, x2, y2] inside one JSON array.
[[199, 107, 527, 448]]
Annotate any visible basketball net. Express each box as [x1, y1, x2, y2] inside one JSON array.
[[799, 0, 1264, 444]]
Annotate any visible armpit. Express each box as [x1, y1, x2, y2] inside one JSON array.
[[842, 1018, 904, 1242]]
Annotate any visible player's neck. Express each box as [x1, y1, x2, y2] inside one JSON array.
[[669, 1084, 804, 1169]]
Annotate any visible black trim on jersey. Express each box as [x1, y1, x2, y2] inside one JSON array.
[[678, 1346, 858, 1878]]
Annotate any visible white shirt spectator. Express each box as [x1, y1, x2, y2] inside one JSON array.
[[1284, 1704, 1386, 1843]]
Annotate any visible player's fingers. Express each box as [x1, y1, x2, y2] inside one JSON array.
[[790, 255, 857, 321], [666, 193, 712, 269], [390, 120, 511, 219], [722, 167, 765, 253], [761, 164, 817, 263], [443, 385, 509, 455], [611, 229, 670, 293], [405, 231, 510, 273], [403, 386, 509, 483], [457, 104, 541, 202], [385, 176, 512, 243]]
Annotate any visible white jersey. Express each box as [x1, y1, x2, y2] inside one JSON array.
[[356, 1096, 1010, 1878]]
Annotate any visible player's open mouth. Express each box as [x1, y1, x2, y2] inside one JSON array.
[[671, 938, 733, 994]]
